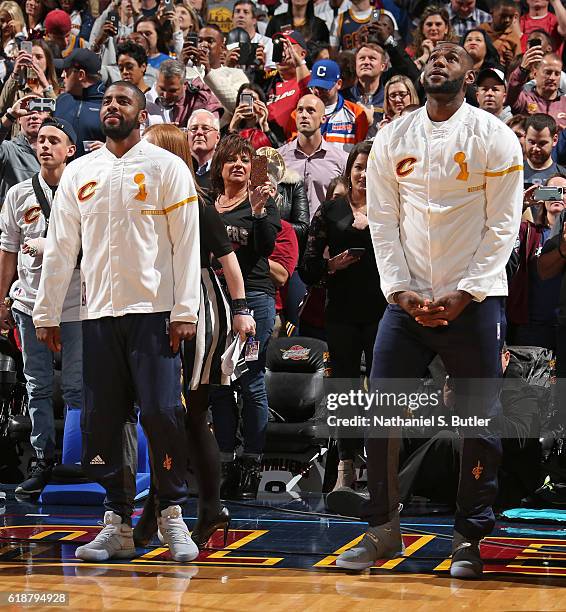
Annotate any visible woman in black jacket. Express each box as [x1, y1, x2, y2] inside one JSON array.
[[300, 141, 387, 489], [209, 134, 281, 501], [265, 0, 329, 44]]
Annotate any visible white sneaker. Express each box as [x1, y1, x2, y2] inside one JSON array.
[[75, 511, 135, 562], [157, 505, 199, 562]]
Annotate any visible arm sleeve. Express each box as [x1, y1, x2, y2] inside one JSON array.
[[0, 76, 18, 115], [287, 180, 310, 252], [505, 66, 529, 114], [506, 220, 527, 281], [367, 128, 413, 302], [163, 158, 201, 323], [298, 203, 329, 286], [251, 197, 281, 257], [0, 187, 21, 253], [384, 42, 420, 83], [457, 127, 524, 301], [203, 204, 233, 260], [32, 172, 82, 327], [88, 9, 109, 46], [172, 30, 184, 59], [269, 221, 299, 276]]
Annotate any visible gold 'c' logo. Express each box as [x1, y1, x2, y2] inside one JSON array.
[[396, 157, 417, 177], [454, 152, 470, 181], [77, 181, 97, 202], [134, 173, 147, 202], [23, 206, 42, 224]]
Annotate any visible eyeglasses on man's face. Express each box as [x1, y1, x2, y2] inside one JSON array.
[[187, 125, 218, 134]]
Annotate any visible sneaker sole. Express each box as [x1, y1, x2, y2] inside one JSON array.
[[450, 562, 483, 579], [335, 558, 376, 570], [170, 549, 200, 563], [75, 547, 136, 562], [336, 549, 404, 571]]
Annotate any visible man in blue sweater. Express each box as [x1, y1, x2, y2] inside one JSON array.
[[54, 49, 105, 157]]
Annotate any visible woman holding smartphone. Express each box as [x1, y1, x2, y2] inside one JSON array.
[[299, 142, 387, 490], [228, 83, 282, 148], [0, 40, 58, 137], [208, 134, 280, 501]]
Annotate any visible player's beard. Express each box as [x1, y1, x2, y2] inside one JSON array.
[[101, 115, 139, 140], [423, 74, 466, 95]]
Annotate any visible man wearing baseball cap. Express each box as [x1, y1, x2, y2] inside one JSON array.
[[266, 31, 310, 141], [298, 59, 368, 152], [44, 9, 88, 59], [0, 117, 81, 497], [54, 49, 105, 157], [476, 68, 512, 123]]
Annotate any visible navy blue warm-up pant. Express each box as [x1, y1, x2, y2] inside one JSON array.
[[81, 312, 188, 522], [362, 297, 504, 540]]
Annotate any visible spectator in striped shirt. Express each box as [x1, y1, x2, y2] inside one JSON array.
[[446, 0, 491, 38]]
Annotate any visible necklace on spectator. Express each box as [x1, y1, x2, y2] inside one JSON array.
[[216, 191, 247, 209]]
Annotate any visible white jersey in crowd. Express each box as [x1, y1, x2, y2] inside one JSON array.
[[367, 102, 524, 304], [0, 173, 81, 322], [33, 139, 201, 327]]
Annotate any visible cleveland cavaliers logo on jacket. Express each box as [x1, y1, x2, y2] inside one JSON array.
[[77, 181, 98, 202], [23, 206, 41, 224], [396, 157, 417, 178]]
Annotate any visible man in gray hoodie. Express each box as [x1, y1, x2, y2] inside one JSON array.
[[0, 95, 50, 209]]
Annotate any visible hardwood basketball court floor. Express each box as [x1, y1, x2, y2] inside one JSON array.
[[1, 491, 566, 610]]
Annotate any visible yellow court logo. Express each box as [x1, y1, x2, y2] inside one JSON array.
[[77, 181, 97, 202], [134, 173, 147, 202]]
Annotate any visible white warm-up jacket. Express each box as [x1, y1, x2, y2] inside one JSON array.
[[33, 139, 201, 327], [367, 102, 524, 303]]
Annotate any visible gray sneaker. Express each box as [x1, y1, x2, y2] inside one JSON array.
[[75, 511, 135, 562], [450, 530, 483, 579], [157, 505, 199, 562], [336, 514, 404, 570]]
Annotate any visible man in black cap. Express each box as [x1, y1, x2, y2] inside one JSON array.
[[54, 49, 105, 157], [0, 117, 81, 496]]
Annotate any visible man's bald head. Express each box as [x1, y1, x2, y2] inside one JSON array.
[[296, 94, 326, 136], [300, 94, 325, 113]]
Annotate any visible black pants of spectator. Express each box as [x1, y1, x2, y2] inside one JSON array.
[[81, 312, 188, 524], [326, 318, 379, 461], [363, 298, 504, 541]]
